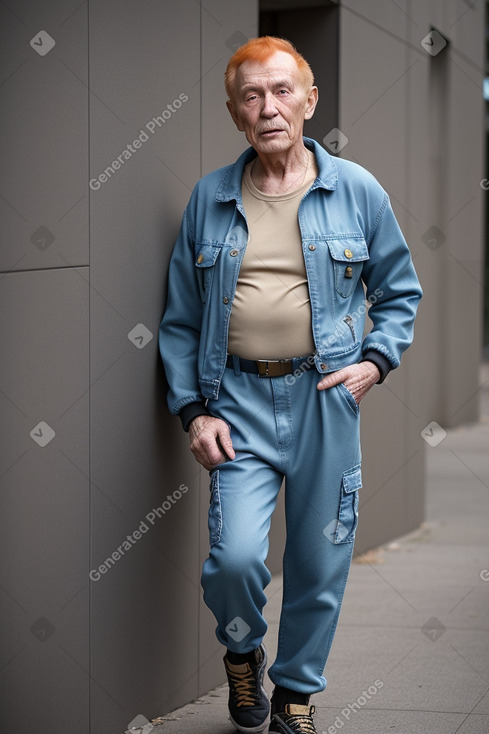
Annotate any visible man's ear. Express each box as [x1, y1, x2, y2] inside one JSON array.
[[226, 100, 245, 132], [304, 86, 318, 121]]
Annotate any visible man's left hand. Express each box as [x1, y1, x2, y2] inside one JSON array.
[[316, 361, 381, 405]]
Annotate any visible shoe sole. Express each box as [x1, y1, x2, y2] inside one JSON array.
[[229, 711, 271, 733], [268, 715, 293, 734]]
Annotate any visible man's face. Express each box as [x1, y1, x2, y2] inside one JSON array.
[[227, 50, 318, 155]]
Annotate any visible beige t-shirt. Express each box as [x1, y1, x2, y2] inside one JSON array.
[[227, 155, 318, 360]]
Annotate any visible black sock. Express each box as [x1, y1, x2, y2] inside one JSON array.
[[271, 685, 310, 712]]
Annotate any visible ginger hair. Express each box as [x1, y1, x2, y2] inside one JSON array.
[[225, 36, 314, 101]]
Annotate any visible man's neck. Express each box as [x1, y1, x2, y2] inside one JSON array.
[[251, 143, 312, 195]]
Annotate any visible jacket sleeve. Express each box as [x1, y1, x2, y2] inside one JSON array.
[[159, 205, 206, 418], [360, 193, 423, 371]]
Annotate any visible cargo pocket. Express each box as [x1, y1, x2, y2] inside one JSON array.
[[332, 463, 362, 544], [208, 470, 222, 546]]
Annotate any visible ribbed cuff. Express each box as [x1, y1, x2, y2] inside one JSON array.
[[179, 401, 211, 432], [360, 350, 392, 384]]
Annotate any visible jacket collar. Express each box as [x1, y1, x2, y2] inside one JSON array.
[[214, 137, 338, 203]]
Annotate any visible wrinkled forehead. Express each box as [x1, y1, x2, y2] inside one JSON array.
[[235, 50, 302, 91]]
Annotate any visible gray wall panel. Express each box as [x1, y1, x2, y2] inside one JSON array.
[[89, 1, 203, 730], [407, 0, 484, 428], [0, 1, 88, 273], [0, 268, 89, 731]]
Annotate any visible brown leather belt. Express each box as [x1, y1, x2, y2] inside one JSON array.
[[225, 354, 315, 378]]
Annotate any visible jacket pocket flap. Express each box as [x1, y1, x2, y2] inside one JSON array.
[[327, 238, 369, 263], [195, 244, 220, 268], [342, 464, 362, 493]]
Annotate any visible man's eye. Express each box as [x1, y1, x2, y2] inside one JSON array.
[[277, 89, 289, 95]]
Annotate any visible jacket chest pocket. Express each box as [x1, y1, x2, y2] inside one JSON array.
[[326, 238, 369, 298], [194, 243, 221, 302]]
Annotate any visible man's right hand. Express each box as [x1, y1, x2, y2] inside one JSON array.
[[188, 414, 235, 471]]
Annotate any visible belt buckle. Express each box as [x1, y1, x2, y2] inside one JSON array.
[[257, 359, 290, 377], [257, 359, 271, 377]]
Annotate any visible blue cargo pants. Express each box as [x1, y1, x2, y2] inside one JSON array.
[[201, 358, 362, 693]]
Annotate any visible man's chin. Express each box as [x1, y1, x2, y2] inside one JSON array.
[[253, 135, 293, 154]]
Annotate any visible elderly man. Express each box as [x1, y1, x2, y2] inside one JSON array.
[[159, 36, 422, 734]]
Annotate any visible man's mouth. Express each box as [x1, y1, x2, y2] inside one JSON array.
[[259, 129, 284, 136]]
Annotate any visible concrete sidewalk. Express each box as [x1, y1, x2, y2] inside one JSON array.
[[136, 378, 489, 734]]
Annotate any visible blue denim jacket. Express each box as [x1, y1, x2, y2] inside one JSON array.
[[159, 137, 422, 421]]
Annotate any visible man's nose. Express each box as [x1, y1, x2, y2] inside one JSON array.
[[260, 92, 279, 117]]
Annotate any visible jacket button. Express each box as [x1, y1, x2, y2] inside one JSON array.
[[222, 296, 229, 304], [308, 244, 316, 251], [230, 249, 239, 257], [345, 266, 353, 278], [320, 363, 327, 370], [344, 248, 353, 259], [197, 253, 204, 264]]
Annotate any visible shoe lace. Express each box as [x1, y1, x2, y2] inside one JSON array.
[[288, 715, 316, 734], [275, 708, 317, 734], [228, 666, 257, 708]]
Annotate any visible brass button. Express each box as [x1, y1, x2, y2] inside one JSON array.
[[345, 266, 353, 278], [230, 249, 239, 257], [197, 253, 204, 264], [308, 244, 316, 251], [320, 363, 327, 370], [222, 296, 229, 304], [344, 248, 353, 259]]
